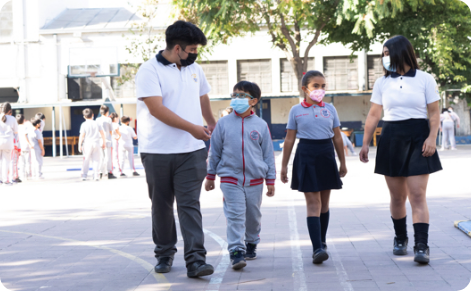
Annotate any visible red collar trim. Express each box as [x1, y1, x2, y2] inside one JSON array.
[[235, 110, 255, 118], [301, 100, 325, 108]]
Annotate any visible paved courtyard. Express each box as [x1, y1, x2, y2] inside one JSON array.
[[0, 146, 471, 291]]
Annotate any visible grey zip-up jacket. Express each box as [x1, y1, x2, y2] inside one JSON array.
[[207, 111, 276, 186]]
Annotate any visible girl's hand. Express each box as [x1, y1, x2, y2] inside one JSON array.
[[359, 145, 369, 163], [205, 179, 215, 191], [266, 185, 275, 197], [280, 166, 289, 184], [339, 164, 347, 177], [422, 136, 436, 157]]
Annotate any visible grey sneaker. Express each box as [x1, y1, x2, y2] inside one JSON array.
[[414, 243, 430, 264], [393, 237, 408, 255]]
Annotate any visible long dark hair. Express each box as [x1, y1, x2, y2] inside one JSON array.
[[382, 35, 419, 77], [1, 102, 12, 123]]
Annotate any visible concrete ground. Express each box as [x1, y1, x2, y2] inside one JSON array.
[[0, 145, 471, 291]]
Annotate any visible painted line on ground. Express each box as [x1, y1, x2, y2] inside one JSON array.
[[287, 197, 308, 291], [0, 230, 172, 290], [327, 238, 354, 291]]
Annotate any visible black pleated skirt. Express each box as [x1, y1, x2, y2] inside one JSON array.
[[375, 119, 442, 177], [291, 139, 343, 193]]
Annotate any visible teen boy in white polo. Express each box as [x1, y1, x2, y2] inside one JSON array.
[[135, 20, 217, 278]]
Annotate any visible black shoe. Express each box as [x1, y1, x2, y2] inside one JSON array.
[[100, 173, 103, 179], [154, 257, 173, 273], [312, 249, 329, 264], [120, 173, 126, 177], [13, 178, 22, 183], [108, 173, 117, 179], [132, 171, 140, 176], [414, 243, 430, 264], [245, 243, 257, 260], [230, 249, 247, 270], [187, 260, 214, 278], [322, 242, 328, 250], [393, 237, 408, 256]]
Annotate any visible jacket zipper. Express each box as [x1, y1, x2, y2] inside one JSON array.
[[242, 117, 246, 186]]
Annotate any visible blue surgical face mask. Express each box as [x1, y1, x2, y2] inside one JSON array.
[[230, 98, 251, 114], [382, 56, 396, 72]]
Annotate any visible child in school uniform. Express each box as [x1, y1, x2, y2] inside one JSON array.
[[110, 113, 121, 174], [281, 71, 347, 264], [29, 118, 45, 179], [118, 116, 139, 177], [0, 103, 19, 184], [17, 114, 33, 181], [205, 81, 276, 270], [0, 106, 14, 186], [96, 105, 117, 180], [78, 108, 106, 181]]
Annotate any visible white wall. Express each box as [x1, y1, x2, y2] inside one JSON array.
[[24, 106, 71, 131]]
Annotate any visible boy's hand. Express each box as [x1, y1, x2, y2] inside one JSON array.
[[205, 179, 215, 191], [41, 149, 45, 156], [266, 185, 275, 197], [102, 144, 106, 149], [280, 166, 289, 184], [79, 145, 82, 153]]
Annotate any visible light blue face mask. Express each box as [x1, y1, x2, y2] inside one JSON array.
[[382, 56, 396, 72], [230, 98, 251, 114]]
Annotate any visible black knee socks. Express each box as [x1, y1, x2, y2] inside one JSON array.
[[320, 210, 330, 243], [307, 217, 323, 252], [392, 216, 408, 240], [413, 223, 429, 246]]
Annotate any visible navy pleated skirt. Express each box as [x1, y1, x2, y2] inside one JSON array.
[[375, 119, 442, 177], [291, 139, 343, 193]]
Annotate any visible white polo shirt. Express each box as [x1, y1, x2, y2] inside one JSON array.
[[370, 69, 440, 121], [96, 116, 113, 147], [79, 119, 104, 146], [135, 51, 211, 154], [119, 124, 137, 148]]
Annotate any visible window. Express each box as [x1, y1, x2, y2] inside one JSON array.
[[280, 58, 314, 92], [200, 61, 229, 96], [238, 60, 272, 93], [323, 57, 358, 91], [0, 1, 12, 41], [367, 55, 383, 89]]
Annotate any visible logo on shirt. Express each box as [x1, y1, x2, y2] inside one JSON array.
[[320, 109, 331, 118], [250, 130, 260, 141], [191, 73, 198, 82]]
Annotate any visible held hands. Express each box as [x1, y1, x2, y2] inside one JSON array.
[[339, 164, 347, 177], [191, 125, 211, 141], [280, 166, 289, 184], [359, 145, 369, 163], [422, 136, 436, 157], [266, 185, 275, 197], [205, 179, 215, 191]]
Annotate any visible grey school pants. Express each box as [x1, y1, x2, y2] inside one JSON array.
[[141, 148, 208, 266], [220, 183, 263, 252]]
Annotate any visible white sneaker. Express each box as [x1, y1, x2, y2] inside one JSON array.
[[3, 182, 13, 186], [439, 148, 445, 151], [451, 147, 457, 150]]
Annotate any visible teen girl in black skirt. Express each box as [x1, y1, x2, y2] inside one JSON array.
[[281, 71, 347, 264], [360, 35, 442, 264]]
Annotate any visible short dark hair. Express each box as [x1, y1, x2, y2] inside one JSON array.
[[109, 112, 118, 121], [31, 118, 41, 127], [83, 108, 93, 119], [233, 81, 262, 100], [16, 114, 24, 124], [121, 116, 131, 124], [442, 108, 449, 114], [383, 35, 419, 77], [301, 70, 325, 88], [35, 112, 45, 120], [165, 20, 207, 50], [100, 105, 109, 115]]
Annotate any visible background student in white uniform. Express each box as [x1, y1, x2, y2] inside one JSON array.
[[0, 105, 14, 186], [78, 108, 106, 181], [360, 35, 442, 265], [29, 118, 44, 179], [118, 116, 139, 177], [96, 105, 117, 179], [110, 112, 121, 174], [17, 114, 33, 181], [440, 108, 460, 151], [0, 103, 19, 184]]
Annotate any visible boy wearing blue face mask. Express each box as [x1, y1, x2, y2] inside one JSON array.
[[205, 81, 276, 271]]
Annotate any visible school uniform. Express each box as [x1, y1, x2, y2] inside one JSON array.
[[118, 124, 137, 173], [287, 100, 343, 192], [0, 119, 14, 184], [341, 132, 355, 154], [441, 111, 459, 149], [3, 115, 19, 182], [207, 111, 276, 252], [80, 119, 104, 180], [96, 115, 113, 174], [29, 128, 43, 178], [18, 123, 32, 179], [111, 122, 120, 173], [371, 69, 442, 176]]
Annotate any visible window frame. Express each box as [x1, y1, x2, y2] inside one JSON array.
[[237, 59, 272, 93]]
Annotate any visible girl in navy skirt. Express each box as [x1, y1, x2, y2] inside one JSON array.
[[281, 70, 347, 264], [360, 35, 442, 264]]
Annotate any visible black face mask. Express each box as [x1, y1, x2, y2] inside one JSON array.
[[179, 49, 198, 66]]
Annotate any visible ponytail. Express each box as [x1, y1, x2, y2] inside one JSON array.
[[0, 102, 11, 123]]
